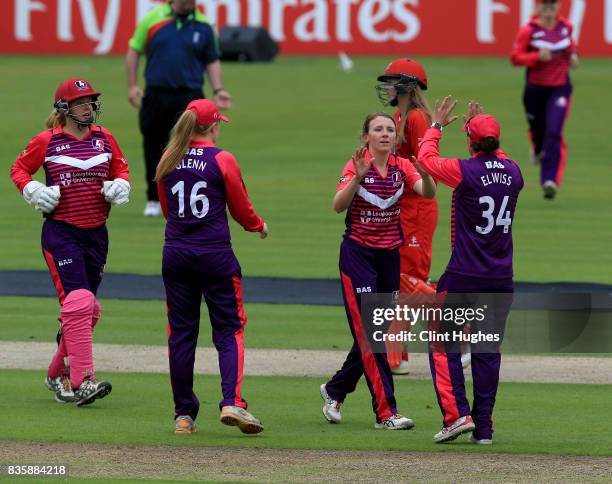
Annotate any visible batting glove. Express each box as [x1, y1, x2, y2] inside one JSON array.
[[101, 178, 130, 206], [23, 181, 61, 213]]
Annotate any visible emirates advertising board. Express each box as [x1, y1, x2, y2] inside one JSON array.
[[1, 0, 612, 56]]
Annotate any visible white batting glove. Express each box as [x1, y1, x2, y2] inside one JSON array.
[[23, 181, 61, 213], [101, 178, 130, 206]]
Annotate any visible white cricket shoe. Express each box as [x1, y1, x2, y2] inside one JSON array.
[[391, 359, 410, 375], [143, 201, 161, 217], [470, 433, 493, 445], [375, 414, 414, 430], [73, 378, 112, 407], [320, 384, 342, 423], [433, 415, 475, 443], [543, 181, 558, 199], [44, 375, 75, 403]]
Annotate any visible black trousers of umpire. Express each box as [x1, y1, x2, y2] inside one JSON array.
[[139, 86, 204, 201]]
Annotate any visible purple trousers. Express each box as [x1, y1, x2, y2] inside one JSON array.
[[41, 219, 108, 303], [429, 272, 513, 440], [325, 238, 399, 422], [162, 246, 247, 420], [523, 83, 572, 187]]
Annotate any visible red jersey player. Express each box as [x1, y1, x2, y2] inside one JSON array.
[[511, 0, 578, 199], [10, 78, 130, 406], [376, 58, 438, 373], [320, 112, 436, 430]]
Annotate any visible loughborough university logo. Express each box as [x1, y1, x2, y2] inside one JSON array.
[[60, 173, 72, 186]]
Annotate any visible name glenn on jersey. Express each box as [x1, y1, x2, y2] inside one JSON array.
[[176, 152, 207, 172]]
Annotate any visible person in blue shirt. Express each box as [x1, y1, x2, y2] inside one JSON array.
[[125, 0, 232, 216]]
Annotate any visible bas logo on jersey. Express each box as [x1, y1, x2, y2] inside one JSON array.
[[92, 139, 105, 152], [60, 172, 71, 186], [356, 286, 372, 294], [485, 161, 505, 169]]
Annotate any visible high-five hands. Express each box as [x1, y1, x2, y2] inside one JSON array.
[[463, 100, 484, 125], [352, 147, 372, 181], [432, 96, 459, 127]]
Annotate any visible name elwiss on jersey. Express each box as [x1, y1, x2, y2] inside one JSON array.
[[480, 160, 513, 187]]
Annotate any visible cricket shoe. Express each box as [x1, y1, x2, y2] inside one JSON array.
[[143, 201, 161, 217], [45, 375, 75, 403], [470, 433, 493, 445], [433, 415, 475, 443], [374, 414, 414, 430], [73, 378, 112, 407], [529, 148, 542, 165], [174, 415, 196, 434], [391, 359, 410, 375], [543, 181, 558, 199], [320, 383, 342, 423], [220, 406, 264, 434]]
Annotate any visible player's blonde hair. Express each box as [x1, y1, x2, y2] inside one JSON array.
[[396, 85, 432, 147], [45, 111, 66, 129], [155, 110, 215, 181]]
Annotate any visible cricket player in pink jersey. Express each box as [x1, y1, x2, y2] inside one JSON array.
[[320, 112, 436, 430], [417, 97, 523, 444], [511, 0, 578, 199], [155, 99, 268, 435], [10, 78, 131, 406]]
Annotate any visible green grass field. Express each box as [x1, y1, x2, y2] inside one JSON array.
[[0, 55, 611, 282], [1, 370, 609, 456], [2, 296, 611, 353], [1, 55, 611, 480]]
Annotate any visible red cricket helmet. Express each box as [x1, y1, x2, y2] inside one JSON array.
[[377, 58, 428, 90], [54, 78, 100, 105]]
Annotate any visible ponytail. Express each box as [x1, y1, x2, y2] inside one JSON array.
[[46, 110, 66, 129], [155, 110, 218, 180], [396, 85, 432, 147], [155, 110, 195, 181]]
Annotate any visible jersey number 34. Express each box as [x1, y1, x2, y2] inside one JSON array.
[[476, 195, 512, 235]]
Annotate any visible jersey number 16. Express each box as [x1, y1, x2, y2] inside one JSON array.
[[171, 180, 209, 219]]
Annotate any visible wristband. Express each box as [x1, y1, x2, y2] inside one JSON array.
[[431, 122, 443, 131]]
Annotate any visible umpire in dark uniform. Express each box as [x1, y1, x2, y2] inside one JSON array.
[[126, 0, 232, 216]]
